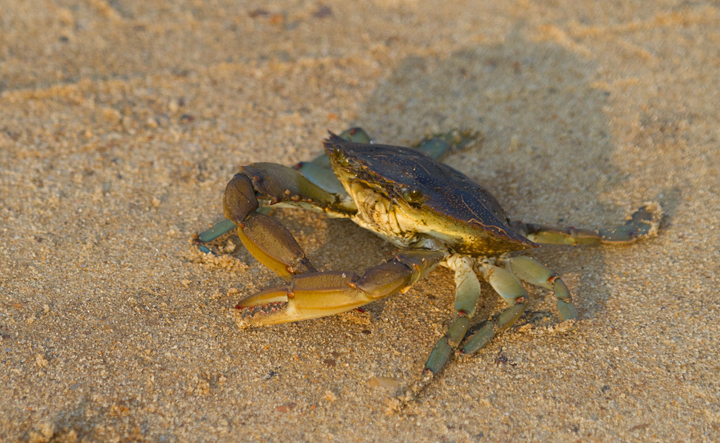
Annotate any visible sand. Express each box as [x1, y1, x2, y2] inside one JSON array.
[[1, 0, 719, 441]]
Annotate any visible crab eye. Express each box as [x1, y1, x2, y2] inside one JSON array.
[[401, 187, 425, 205], [332, 147, 349, 166]]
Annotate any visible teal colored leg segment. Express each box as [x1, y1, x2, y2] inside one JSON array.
[[425, 338, 453, 374], [292, 161, 346, 195], [462, 302, 527, 355], [424, 256, 480, 375], [462, 262, 528, 355], [338, 127, 372, 143], [506, 256, 578, 321], [197, 218, 237, 243], [413, 129, 483, 161], [414, 138, 450, 160], [196, 244, 213, 254], [293, 127, 372, 193], [306, 153, 331, 169], [462, 322, 494, 355], [196, 218, 237, 255]]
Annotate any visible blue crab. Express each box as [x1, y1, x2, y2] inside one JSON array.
[[197, 128, 661, 384]]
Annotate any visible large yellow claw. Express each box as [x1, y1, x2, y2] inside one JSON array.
[[234, 250, 444, 327], [235, 271, 373, 327]]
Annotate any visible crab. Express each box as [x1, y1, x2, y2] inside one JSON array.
[[197, 127, 661, 385]]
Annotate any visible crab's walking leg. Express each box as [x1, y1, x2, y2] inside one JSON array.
[[235, 250, 445, 326], [398, 260, 528, 407], [424, 256, 480, 375], [412, 129, 483, 161], [511, 203, 662, 245], [196, 218, 237, 245], [424, 259, 530, 374], [461, 263, 528, 355], [504, 256, 578, 321], [294, 127, 371, 193], [195, 217, 238, 254], [223, 164, 356, 280]]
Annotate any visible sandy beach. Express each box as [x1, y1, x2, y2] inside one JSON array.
[[1, 1, 719, 441]]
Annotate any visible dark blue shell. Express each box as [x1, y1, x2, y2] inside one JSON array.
[[324, 134, 537, 255]]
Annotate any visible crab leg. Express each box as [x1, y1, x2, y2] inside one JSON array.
[[511, 203, 662, 245], [461, 263, 528, 355], [412, 129, 483, 161], [504, 256, 578, 321], [423, 256, 480, 374], [293, 127, 371, 193], [235, 250, 445, 326], [222, 165, 356, 280], [399, 259, 528, 405]]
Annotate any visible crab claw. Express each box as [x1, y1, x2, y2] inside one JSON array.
[[235, 271, 372, 327], [235, 250, 444, 327]]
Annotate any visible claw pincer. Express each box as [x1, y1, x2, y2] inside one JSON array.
[[236, 271, 363, 326], [223, 173, 316, 279], [236, 251, 444, 326]]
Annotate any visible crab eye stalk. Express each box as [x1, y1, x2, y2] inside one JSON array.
[[401, 187, 425, 206]]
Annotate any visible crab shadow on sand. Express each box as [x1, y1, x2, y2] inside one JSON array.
[[334, 36, 676, 345], [201, 33, 678, 403]]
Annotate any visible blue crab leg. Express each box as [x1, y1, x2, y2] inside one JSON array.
[[235, 250, 445, 326], [196, 218, 237, 244], [412, 129, 483, 161], [400, 260, 528, 404], [461, 263, 528, 355], [293, 127, 371, 192], [511, 203, 662, 245], [287, 162, 346, 196], [338, 127, 372, 144], [504, 256, 578, 321], [424, 256, 480, 374], [423, 258, 532, 374]]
